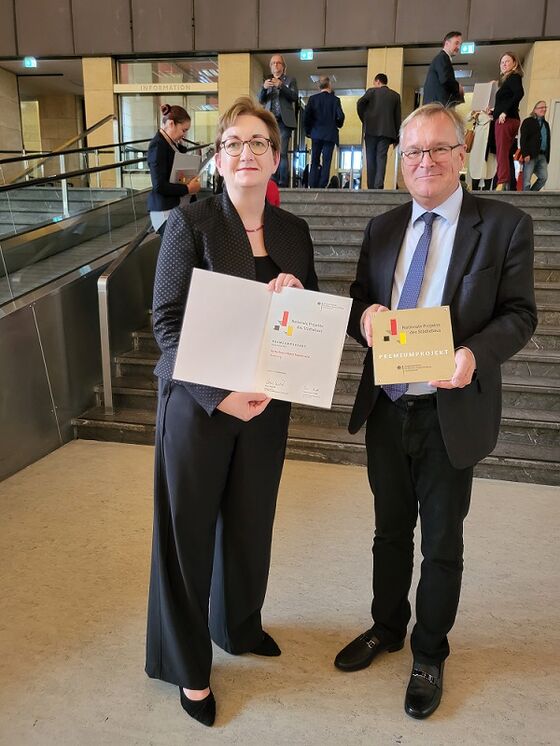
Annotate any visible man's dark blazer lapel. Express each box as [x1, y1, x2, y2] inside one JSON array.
[[378, 201, 412, 307], [441, 190, 482, 306]]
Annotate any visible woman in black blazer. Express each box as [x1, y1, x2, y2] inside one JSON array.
[[147, 103, 201, 234], [145, 96, 318, 727], [491, 52, 524, 190]]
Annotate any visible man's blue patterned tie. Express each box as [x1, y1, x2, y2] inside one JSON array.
[[382, 212, 437, 401]]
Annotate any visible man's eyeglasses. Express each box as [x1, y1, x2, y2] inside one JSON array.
[[401, 144, 463, 165], [220, 138, 272, 157]]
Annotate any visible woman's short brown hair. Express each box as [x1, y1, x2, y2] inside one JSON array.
[[215, 96, 280, 154]]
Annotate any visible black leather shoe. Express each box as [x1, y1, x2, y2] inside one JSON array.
[[251, 631, 281, 657], [334, 628, 405, 671], [179, 687, 216, 727], [404, 660, 444, 719]]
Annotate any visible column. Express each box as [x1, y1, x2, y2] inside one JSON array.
[[82, 58, 118, 187]]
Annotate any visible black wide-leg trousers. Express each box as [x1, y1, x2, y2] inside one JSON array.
[[365, 392, 473, 664], [145, 380, 290, 689]]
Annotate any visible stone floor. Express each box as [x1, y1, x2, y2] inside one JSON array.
[[0, 440, 558, 745]]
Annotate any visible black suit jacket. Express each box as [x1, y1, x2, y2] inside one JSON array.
[[423, 50, 462, 107], [304, 90, 345, 144], [152, 191, 319, 414], [348, 190, 537, 469], [258, 75, 299, 129], [147, 131, 189, 211], [520, 116, 550, 162], [357, 85, 401, 142]]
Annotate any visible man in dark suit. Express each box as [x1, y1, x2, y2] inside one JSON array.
[[259, 54, 298, 187], [423, 31, 464, 107], [357, 73, 401, 189], [520, 101, 551, 191], [334, 104, 537, 719], [304, 76, 345, 188]]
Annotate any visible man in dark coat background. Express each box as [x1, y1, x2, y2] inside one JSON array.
[[304, 76, 345, 188], [259, 53, 299, 187], [423, 31, 464, 107], [357, 73, 401, 189], [520, 100, 551, 191]]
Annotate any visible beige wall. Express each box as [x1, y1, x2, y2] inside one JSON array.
[[35, 95, 84, 177], [521, 40, 560, 120], [0, 67, 23, 184], [82, 58, 118, 187], [218, 54, 264, 114]]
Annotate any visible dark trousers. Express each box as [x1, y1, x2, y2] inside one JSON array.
[[471, 178, 492, 191], [309, 139, 336, 188], [272, 120, 293, 187], [365, 135, 391, 189], [365, 392, 473, 664], [145, 381, 290, 689]]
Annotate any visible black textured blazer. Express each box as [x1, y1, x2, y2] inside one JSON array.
[[152, 191, 319, 414], [147, 131, 189, 212]]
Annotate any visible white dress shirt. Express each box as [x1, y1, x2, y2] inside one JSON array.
[[391, 184, 463, 395]]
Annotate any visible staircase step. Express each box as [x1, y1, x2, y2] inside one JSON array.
[[285, 425, 560, 485], [526, 326, 560, 351], [72, 406, 155, 445], [534, 265, 560, 282], [536, 303, 560, 326], [506, 349, 560, 377], [534, 235, 560, 252], [535, 282, 560, 303]]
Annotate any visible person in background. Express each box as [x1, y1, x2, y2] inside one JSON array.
[[147, 104, 201, 235], [520, 101, 550, 191], [357, 73, 401, 189], [327, 174, 341, 188], [335, 103, 536, 720], [145, 96, 318, 728], [491, 52, 524, 190], [422, 32, 464, 107], [304, 76, 345, 188], [258, 54, 299, 187], [467, 110, 496, 191]]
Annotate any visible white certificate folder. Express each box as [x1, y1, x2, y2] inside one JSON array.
[[173, 268, 352, 408]]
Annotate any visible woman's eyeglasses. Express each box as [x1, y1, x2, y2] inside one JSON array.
[[220, 138, 272, 156]]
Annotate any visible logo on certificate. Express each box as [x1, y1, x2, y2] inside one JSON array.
[[273, 311, 294, 336]]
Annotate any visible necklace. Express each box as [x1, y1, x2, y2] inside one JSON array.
[[244, 225, 264, 233]]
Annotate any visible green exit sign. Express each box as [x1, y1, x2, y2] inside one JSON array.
[[299, 49, 314, 61], [460, 42, 475, 55]]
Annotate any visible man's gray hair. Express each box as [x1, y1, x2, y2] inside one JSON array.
[[400, 103, 466, 145]]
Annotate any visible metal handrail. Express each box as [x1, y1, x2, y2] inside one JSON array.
[[0, 138, 213, 166], [0, 140, 211, 194], [7, 114, 117, 184], [0, 157, 145, 193], [97, 221, 153, 415]]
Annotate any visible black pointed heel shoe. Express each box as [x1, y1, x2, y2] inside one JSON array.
[[179, 687, 216, 727], [251, 631, 281, 656]]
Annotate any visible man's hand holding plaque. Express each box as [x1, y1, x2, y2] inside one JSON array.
[[370, 306, 456, 385]]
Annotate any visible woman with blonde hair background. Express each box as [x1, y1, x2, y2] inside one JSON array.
[[145, 96, 318, 727], [491, 52, 524, 190]]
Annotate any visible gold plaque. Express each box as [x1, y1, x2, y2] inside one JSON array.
[[371, 306, 455, 385]]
